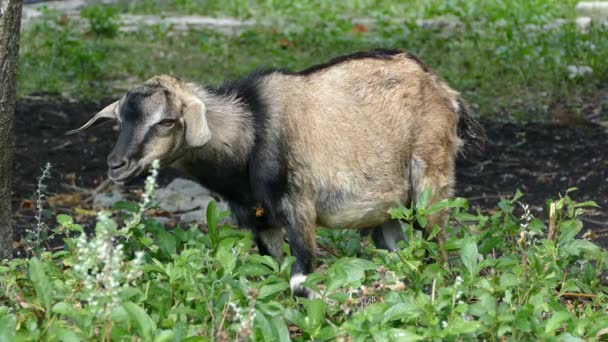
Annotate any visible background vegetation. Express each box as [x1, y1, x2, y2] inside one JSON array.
[[18, 0, 607, 121], [4, 0, 607, 340], [1, 164, 607, 340]]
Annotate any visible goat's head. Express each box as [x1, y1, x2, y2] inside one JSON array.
[[67, 75, 211, 182]]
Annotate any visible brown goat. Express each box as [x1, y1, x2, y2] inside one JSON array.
[[69, 49, 485, 297]]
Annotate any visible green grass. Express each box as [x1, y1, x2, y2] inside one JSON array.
[[122, 0, 580, 23], [18, 1, 607, 120], [1, 164, 607, 340]]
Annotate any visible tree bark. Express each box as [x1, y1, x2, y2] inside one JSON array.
[[0, 0, 22, 259]]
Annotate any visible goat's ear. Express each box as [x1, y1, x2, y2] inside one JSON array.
[[66, 100, 119, 135], [183, 98, 211, 147]]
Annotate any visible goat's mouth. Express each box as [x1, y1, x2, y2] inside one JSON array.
[[107, 164, 144, 183]]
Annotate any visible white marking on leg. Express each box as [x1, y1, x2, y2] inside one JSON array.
[[290, 273, 307, 291]]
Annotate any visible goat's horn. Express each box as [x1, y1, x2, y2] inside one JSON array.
[[66, 100, 119, 135]]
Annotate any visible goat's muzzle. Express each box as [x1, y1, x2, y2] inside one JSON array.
[[107, 155, 141, 183]]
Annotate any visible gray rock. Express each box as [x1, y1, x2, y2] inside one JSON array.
[[155, 178, 232, 224], [92, 190, 124, 208], [576, 16, 592, 32], [576, 2, 608, 20], [21, 0, 254, 35]]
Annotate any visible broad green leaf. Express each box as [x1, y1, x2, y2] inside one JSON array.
[[283, 308, 305, 328], [544, 311, 571, 334], [28, 257, 52, 312], [157, 229, 177, 257], [565, 240, 601, 257], [113, 200, 138, 213], [258, 281, 290, 300], [558, 220, 582, 243], [269, 317, 291, 342], [238, 263, 273, 277], [416, 215, 428, 229], [444, 317, 481, 335], [455, 212, 479, 222], [52, 302, 88, 331], [122, 302, 156, 340], [249, 254, 280, 272], [426, 197, 468, 214], [499, 273, 518, 288], [0, 314, 16, 342], [257, 301, 285, 316], [47, 324, 81, 342], [217, 239, 237, 274], [206, 201, 219, 247], [461, 238, 479, 277], [416, 188, 432, 210], [427, 224, 440, 241], [304, 299, 327, 330], [181, 337, 211, 342], [388, 206, 413, 221], [558, 333, 585, 342], [572, 200, 599, 208], [316, 326, 337, 341], [387, 328, 423, 341], [279, 256, 296, 276], [253, 312, 274, 341], [56, 214, 73, 225], [383, 303, 421, 324], [341, 258, 376, 282], [172, 227, 189, 242], [326, 258, 375, 291], [154, 330, 175, 342]]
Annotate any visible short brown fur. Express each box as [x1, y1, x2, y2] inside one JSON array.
[[71, 50, 485, 297]]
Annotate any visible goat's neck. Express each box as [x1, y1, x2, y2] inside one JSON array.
[[173, 85, 255, 173]]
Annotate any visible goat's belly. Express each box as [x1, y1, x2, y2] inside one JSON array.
[[316, 199, 399, 229]]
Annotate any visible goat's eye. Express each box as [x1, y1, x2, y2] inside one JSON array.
[[158, 119, 176, 127]]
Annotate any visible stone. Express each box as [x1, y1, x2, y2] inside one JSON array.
[[576, 16, 592, 32], [576, 2, 608, 20], [92, 190, 124, 208], [155, 178, 232, 224]]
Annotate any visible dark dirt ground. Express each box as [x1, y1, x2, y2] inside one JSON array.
[[10, 97, 608, 250]]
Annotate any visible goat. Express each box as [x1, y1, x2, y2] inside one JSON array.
[[68, 48, 485, 297]]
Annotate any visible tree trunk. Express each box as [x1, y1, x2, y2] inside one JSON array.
[[0, 0, 22, 259]]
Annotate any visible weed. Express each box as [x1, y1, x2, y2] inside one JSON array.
[[25, 162, 51, 257], [18, 1, 608, 120], [1, 169, 606, 341], [80, 4, 121, 38]]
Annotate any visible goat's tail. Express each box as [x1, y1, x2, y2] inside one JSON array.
[[456, 99, 487, 154]]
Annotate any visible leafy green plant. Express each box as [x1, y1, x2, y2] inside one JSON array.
[[3, 172, 606, 340], [25, 163, 52, 257], [18, 0, 608, 121], [80, 4, 121, 38]]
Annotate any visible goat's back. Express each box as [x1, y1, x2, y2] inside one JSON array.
[[256, 53, 463, 228]]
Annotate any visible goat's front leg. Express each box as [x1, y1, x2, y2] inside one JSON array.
[[277, 197, 317, 298], [253, 226, 285, 262]]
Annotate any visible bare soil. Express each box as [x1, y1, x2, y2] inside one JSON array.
[[10, 97, 608, 248]]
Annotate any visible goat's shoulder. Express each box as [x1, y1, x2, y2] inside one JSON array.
[[214, 70, 292, 210]]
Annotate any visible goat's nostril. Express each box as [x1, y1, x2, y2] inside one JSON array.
[[108, 157, 128, 171], [112, 161, 126, 170]]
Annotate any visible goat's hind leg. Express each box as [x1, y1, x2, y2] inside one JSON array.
[[410, 156, 455, 264], [371, 220, 405, 251]]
